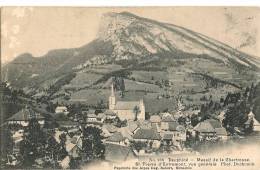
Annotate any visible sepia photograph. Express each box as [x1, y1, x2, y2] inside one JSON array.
[[0, 6, 260, 169]]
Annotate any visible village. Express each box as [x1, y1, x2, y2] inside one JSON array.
[[2, 82, 260, 169]]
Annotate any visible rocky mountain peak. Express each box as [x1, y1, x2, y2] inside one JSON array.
[[97, 12, 138, 40]]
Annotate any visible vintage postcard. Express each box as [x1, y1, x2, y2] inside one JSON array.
[[0, 7, 260, 170]]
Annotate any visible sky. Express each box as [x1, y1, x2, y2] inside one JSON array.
[[1, 7, 260, 64]]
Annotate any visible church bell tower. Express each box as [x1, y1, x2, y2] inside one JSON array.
[[109, 83, 116, 110]]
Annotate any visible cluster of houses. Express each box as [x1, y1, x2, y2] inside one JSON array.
[[4, 84, 260, 167]]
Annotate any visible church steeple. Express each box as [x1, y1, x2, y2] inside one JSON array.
[[109, 83, 116, 110], [111, 83, 115, 97]]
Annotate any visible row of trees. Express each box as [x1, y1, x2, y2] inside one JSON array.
[[198, 82, 258, 135], [223, 83, 259, 134]]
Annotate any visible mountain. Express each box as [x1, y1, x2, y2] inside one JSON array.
[[2, 12, 260, 113]]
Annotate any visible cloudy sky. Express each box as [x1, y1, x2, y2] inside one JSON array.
[[1, 7, 260, 64]]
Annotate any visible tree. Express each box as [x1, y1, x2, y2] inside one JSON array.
[[178, 116, 186, 126], [59, 133, 67, 148], [248, 83, 255, 103], [191, 114, 199, 127], [20, 137, 37, 167], [244, 87, 250, 99], [20, 119, 46, 167], [222, 101, 249, 134], [45, 136, 59, 161], [244, 119, 254, 134], [46, 102, 56, 113], [1, 126, 14, 164], [132, 141, 146, 152], [133, 106, 141, 121], [81, 126, 105, 164]]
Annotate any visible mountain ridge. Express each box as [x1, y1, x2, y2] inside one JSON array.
[[2, 12, 260, 106], [97, 12, 260, 69]]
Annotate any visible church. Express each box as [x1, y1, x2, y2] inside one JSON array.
[[109, 83, 145, 121]]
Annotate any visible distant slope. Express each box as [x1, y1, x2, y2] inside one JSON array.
[[2, 39, 113, 89]]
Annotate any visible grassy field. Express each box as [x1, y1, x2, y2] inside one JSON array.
[[67, 72, 103, 88], [51, 57, 257, 115]]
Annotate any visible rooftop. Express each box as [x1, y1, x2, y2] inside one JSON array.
[[104, 143, 135, 162], [87, 113, 97, 118], [103, 124, 118, 133], [56, 106, 67, 110], [117, 127, 133, 140], [194, 121, 215, 133], [215, 128, 228, 136], [150, 115, 161, 123], [107, 132, 125, 142], [168, 122, 180, 131], [127, 121, 139, 133], [205, 119, 222, 128], [194, 119, 223, 133], [161, 115, 175, 122], [133, 128, 161, 140], [114, 101, 140, 110]]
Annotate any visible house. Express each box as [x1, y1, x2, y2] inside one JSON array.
[[86, 113, 97, 122], [218, 110, 226, 123], [12, 129, 24, 142], [97, 113, 106, 123], [106, 132, 126, 145], [151, 123, 160, 133], [104, 143, 136, 163], [193, 119, 223, 140], [7, 106, 45, 127], [162, 133, 174, 145], [168, 122, 186, 142], [247, 111, 260, 131], [160, 115, 175, 131], [133, 128, 161, 149], [253, 118, 260, 131], [215, 128, 228, 140], [150, 115, 161, 132], [82, 109, 95, 116], [109, 83, 145, 121], [161, 122, 186, 146], [55, 106, 69, 115], [127, 121, 139, 134], [150, 115, 161, 124]]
